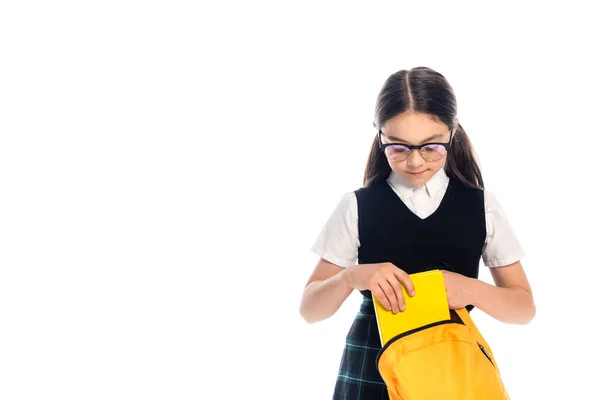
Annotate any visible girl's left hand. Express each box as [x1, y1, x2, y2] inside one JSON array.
[[441, 270, 475, 309]]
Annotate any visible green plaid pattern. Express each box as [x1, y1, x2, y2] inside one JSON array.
[[333, 296, 389, 400]]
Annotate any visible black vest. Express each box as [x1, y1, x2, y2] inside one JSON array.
[[354, 178, 486, 303]]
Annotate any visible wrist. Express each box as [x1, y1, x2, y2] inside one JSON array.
[[339, 266, 354, 289], [466, 277, 484, 307]]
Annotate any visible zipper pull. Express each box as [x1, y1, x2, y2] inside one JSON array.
[[479, 343, 493, 363]]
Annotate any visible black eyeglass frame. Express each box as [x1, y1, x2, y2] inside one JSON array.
[[378, 129, 454, 161]]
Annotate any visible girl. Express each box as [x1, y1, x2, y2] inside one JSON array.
[[299, 66, 535, 399]]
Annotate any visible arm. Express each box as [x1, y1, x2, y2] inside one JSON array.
[[465, 261, 535, 324], [467, 191, 535, 324], [299, 259, 416, 324], [301, 192, 357, 324], [299, 258, 353, 324], [301, 192, 415, 323]]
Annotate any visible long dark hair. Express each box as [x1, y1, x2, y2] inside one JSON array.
[[363, 67, 484, 190]]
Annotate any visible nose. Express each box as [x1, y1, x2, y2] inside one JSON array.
[[406, 149, 425, 168]]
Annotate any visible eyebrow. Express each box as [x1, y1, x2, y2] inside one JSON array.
[[384, 132, 446, 145]]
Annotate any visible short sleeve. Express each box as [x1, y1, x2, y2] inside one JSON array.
[[310, 192, 360, 268], [482, 191, 526, 267]]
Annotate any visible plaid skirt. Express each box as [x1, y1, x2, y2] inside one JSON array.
[[333, 294, 389, 400]]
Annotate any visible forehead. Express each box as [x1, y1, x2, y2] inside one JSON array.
[[383, 112, 448, 141]]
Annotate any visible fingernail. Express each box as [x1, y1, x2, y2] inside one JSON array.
[[400, 304, 406, 311], [410, 290, 416, 296]]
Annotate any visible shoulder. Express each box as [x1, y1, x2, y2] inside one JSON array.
[[354, 180, 389, 200], [324, 190, 358, 222], [451, 179, 485, 195], [310, 190, 360, 267], [449, 180, 485, 207], [481, 189, 518, 235], [482, 189, 503, 215], [337, 190, 358, 207], [480, 189, 525, 267]]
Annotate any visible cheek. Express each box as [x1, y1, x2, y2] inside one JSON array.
[[387, 160, 407, 174], [428, 159, 446, 173]]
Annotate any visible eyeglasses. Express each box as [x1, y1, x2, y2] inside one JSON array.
[[378, 130, 453, 162]]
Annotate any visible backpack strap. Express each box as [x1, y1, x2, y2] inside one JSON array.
[[454, 307, 499, 366]]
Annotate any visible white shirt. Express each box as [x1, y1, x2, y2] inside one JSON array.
[[311, 168, 524, 268]]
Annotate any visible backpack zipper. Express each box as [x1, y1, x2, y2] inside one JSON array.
[[478, 343, 494, 366], [375, 319, 462, 372], [453, 310, 495, 368]]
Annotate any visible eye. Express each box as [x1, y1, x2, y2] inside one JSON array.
[[389, 144, 410, 153], [423, 144, 443, 152]]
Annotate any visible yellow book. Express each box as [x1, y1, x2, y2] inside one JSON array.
[[373, 269, 451, 346]]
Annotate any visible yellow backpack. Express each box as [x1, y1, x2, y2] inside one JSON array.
[[376, 306, 510, 399]]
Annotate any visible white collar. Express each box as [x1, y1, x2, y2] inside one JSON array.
[[387, 167, 449, 199]]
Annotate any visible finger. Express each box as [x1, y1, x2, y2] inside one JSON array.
[[378, 279, 400, 313], [371, 286, 392, 311], [392, 268, 416, 297], [385, 273, 406, 312]]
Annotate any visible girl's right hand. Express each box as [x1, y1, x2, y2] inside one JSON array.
[[344, 262, 415, 313]]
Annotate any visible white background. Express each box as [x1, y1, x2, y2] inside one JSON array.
[[1, 1, 599, 399]]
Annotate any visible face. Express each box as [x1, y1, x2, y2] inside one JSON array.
[[380, 112, 454, 186]]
